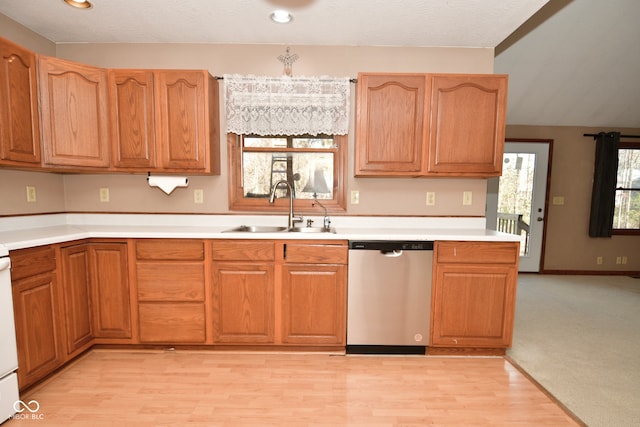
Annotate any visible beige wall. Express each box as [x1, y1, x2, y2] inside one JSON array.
[[506, 125, 640, 272]]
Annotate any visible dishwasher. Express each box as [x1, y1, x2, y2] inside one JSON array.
[[347, 240, 434, 354]]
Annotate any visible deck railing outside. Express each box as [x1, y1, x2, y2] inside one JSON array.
[[497, 213, 530, 254]]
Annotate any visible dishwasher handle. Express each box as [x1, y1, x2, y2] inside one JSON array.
[[380, 250, 403, 257]]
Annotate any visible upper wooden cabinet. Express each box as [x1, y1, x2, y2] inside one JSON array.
[[355, 72, 508, 177], [427, 74, 508, 176], [38, 55, 111, 169], [0, 37, 41, 166], [108, 70, 157, 170], [109, 69, 220, 174], [355, 73, 428, 176]]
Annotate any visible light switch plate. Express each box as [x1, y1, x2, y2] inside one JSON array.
[[194, 189, 204, 204], [99, 188, 110, 202], [26, 186, 37, 202], [351, 190, 360, 204], [462, 191, 472, 206], [426, 192, 436, 206]]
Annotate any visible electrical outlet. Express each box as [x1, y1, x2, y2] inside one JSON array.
[[596, 256, 603, 265], [194, 189, 204, 204], [351, 190, 360, 205], [462, 191, 472, 206], [26, 186, 37, 202], [99, 188, 110, 202], [426, 192, 436, 206]]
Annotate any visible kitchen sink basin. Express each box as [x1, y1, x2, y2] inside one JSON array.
[[289, 227, 336, 233], [223, 225, 288, 233], [222, 225, 335, 233]]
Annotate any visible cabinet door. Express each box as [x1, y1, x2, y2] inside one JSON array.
[[0, 37, 41, 165], [431, 264, 516, 348], [108, 69, 157, 170], [355, 73, 428, 176], [60, 245, 94, 356], [12, 273, 64, 390], [155, 70, 210, 171], [281, 264, 346, 345], [90, 243, 131, 339], [38, 55, 110, 168], [427, 74, 507, 176], [212, 262, 275, 343]]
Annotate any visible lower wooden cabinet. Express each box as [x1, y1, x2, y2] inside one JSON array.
[[430, 241, 519, 349], [11, 246, 64, 390], [210, 239, 347, 347], [211, 240, 275, 343], [135, 239, 207, 344], [89, 243, 131, 340], [60, 244, 94, 357], [281, 242, 347, 345]]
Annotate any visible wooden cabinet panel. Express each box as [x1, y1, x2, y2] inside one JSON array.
[[435, 241, 518, 264], [108, 69, 156, 169], [355, 73, 428, 176], [155, 70, 218, 172], [10, 246, 56, 280], [427, 74, 507, 176], [212, 262, 275, 343], [136, 239, 204, 261], [281, 264, 346, 345], [134, 239, 208, 344], [90, 243, 131, 339], [138, 302, 206, 343], [60, 245, 93, 356], [284, 242, 347, 264], [38, 55, 110, 168], [0, 36, 41, 166], [12, 274, 64, 390], [137, 263, 205, 301], [431, 241, 519, 349], [212, 240, 275, 261]]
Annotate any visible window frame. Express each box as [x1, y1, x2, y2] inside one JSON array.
[[227, 133, 347, 213], [612, 141, 640, 235]]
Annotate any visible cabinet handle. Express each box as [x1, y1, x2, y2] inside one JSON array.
[[453, 247, 457, 257], [283, 243, 287, 260]]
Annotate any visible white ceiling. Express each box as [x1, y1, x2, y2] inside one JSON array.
[[1, 0, 638, 128]]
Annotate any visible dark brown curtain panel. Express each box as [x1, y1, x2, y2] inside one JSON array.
[[588, 131, 620, 237]]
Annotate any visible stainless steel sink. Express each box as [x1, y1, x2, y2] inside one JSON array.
[[222, 225, 335, 233], [288, 227, 336, 233], [223, 225, 288, 233]]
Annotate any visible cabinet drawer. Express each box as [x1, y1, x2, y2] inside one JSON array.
[[136, 263, 204, 301], [436, 242, 518, 264], [138, 302, 205, 343], [284, 242, 348, 264], [212, 240, 274, 261], [10, 246, 56, 279], [136, 239, 204, 261]]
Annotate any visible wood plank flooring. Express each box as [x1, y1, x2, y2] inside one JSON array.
[[6, 349, 581, 426]]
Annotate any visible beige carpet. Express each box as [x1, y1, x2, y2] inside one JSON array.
[[507, 274, 640, 427]]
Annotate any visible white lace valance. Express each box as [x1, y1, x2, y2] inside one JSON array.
[[224, 74, 350, 136]]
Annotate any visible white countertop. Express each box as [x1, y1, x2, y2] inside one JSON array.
[[0, 213, 521, 251]]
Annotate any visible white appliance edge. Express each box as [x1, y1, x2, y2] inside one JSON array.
[[0, 255, 19, 423]]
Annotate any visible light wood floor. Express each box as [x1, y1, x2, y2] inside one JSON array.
[[6, 349, 581, 426]]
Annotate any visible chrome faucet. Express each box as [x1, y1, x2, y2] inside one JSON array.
[[269, 180, 303, 229], [312, 196, 331, 230]]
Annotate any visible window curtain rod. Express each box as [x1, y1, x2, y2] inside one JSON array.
[[215, 75, 357, 83], [584, 133, 640, 139]]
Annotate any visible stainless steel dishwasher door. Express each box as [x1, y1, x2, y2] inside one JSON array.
[[347, 241, 433, 351]]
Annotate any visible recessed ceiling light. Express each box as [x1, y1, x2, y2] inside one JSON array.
[[270, 10, 292, 24], [63, 0, 93, 9]]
